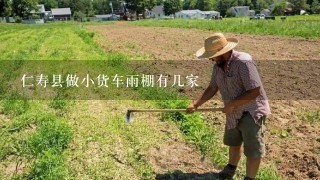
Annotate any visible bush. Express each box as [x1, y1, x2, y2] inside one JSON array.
[[73, 11, 86, 21], [226, 8, 235, 17], [15, 16, 22, 23]]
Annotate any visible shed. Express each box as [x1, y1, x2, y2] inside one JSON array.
[[51, 8, 72, 20]]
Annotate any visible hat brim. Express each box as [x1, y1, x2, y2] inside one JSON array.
[[196, 38, 239, 59]]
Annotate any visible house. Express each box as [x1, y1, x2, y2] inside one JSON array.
[[175, 10, 203, 19], [249, 10, 255, 16], [30, 4, 45, 19], [51, 8, 72, 20], [1, 17, 5, 23], [150, 5, 165, 18], [231, 6, 250, 17]]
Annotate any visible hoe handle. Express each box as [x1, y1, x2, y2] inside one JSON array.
[[128, 108, 223, 113]]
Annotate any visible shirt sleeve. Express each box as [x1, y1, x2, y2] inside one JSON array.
[[209, 65, 219, 91], [239, 61, 262, 91]]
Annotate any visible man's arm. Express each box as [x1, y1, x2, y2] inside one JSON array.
[[223, 87, 260, 114], [186, 84, 218, 113], [224, 60, 262, 114]]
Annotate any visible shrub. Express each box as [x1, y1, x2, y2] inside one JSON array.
[[15, 16, 22, 23]]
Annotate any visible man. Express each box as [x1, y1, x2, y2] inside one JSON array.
[[187, 33, 270, 180]]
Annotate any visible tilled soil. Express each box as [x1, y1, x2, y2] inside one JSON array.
[[90, 22, 320, 179]]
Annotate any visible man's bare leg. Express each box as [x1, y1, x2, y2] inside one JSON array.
[[246, 157, 261, 179], [218, 146, 242, 179], [229, 145, 242, 166]]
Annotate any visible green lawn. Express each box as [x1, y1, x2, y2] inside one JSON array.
[[132, 15, 320, 38]]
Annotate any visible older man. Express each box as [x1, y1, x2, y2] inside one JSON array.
[[187, 33, 271, 180]]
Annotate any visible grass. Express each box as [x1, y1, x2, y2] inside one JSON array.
[[132, 15, 320, 38]]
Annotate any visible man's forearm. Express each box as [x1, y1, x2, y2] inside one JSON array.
[[193, 85, 218, 108], [229, 87, 260, 108]]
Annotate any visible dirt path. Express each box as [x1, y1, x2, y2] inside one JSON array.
[[90, 22, 320, 179]]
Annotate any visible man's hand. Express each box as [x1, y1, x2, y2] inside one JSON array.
[[186, 102, 197, 113], [223, 102, 236, 114]]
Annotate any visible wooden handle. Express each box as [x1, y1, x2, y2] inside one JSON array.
[[128, 108, 223, 113]]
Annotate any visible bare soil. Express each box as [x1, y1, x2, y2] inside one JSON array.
[[90, 22, 320, 179]]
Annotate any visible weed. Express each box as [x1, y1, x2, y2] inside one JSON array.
[[22, 149, 68, 180], [2, 93, 29, 117], [24, 118, 72, 156], [297, 109, 320, 124]]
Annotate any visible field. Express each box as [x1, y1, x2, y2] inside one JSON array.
[[133, 15, 320, 38], [0, 16, 320, 179]]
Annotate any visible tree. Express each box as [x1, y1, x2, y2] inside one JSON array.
[[272, 4, 284, 16], [38, 0, 58, 10], [289, 0, 309, 14], [163, 0, 181, 16], [183, 0, 191, 9], [0, 0, 5, 16], [12, 0, 38, 17], [93, 0, 110, 14], [216, 0, 234, 16], [83, 0, 94, 16], [126, 0, 156, 17], [311, 0, 320, 13]]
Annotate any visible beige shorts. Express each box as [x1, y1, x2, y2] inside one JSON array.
[[223, 112, 266, 158]]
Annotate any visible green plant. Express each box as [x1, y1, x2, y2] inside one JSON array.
[[298, 109, 320, 124], [15, 16, 22, 23], [2, 93, 29, 117], [24, 118, 72, 156], [24, 149, 68, 179]]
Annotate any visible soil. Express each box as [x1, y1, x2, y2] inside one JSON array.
[[90, 22, 320, 179]]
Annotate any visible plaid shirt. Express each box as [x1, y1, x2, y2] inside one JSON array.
[[210, 50, 271, 129]]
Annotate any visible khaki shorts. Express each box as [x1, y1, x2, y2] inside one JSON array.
[[223, 112, 266, 158]]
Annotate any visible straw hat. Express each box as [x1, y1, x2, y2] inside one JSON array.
[[196, 33, 239, 58]]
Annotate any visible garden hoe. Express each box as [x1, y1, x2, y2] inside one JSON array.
[[125, 107, 223, 123]]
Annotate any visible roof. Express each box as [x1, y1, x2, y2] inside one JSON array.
[[201, 11, 220, 14], [95, 14, 113, 18], [30, 4, 45, 14], [51, 8, 71, 15], [232, 6, 249, 9], [178, 10, 202, 14]]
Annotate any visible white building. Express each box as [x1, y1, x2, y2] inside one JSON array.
[[150, 5, 165, 18], [175, 10, 220, 19], [175, 10, 203, 19]]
